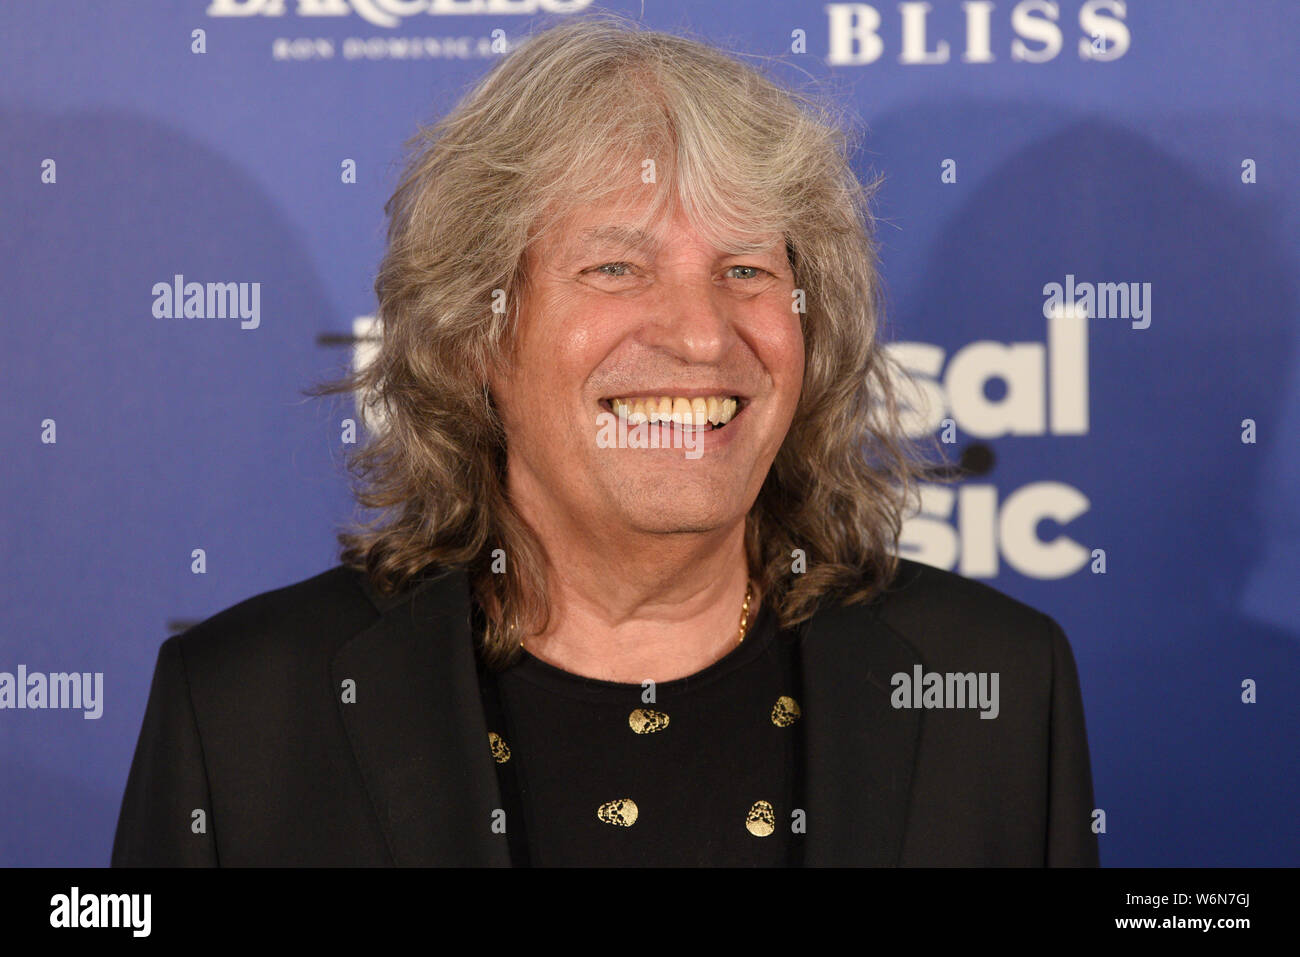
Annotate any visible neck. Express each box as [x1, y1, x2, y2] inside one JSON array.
[[516, 511, 757, 683]]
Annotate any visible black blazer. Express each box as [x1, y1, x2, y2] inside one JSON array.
[[111, 559, 1099, 866]]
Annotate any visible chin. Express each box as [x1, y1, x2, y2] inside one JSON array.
[[629, 517, 729, 535], [617, 498, 737, 535]]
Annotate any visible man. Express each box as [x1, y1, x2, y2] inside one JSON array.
[[112, 13, 1098, 867]]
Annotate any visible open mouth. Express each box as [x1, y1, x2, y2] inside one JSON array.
[[599, 395, 748, 430]]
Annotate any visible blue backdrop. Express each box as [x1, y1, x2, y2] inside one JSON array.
[[2, 0, 1297, 867]]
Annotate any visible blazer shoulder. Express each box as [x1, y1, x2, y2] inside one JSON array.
[[168, 564, 385, 676], [865, 557, 1063, 666], [875, 557, 1056, 628]]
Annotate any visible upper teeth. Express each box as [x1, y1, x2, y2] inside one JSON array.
[[609, 396, 739, 426]]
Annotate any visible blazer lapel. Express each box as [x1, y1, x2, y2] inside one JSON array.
[[798, 595, 925, 866], [333, 563, 924, 867], [333, 567, 510, 866]]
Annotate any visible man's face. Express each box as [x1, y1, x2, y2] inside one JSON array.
[[490, 189, 804, 541]]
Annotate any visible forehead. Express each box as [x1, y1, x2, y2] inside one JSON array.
[[557, 223, 663, 260], [532, 189, 669, 258], [531, 197, 785, 267]]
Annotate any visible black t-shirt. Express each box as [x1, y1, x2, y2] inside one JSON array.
[[477, 600, 804, 866]]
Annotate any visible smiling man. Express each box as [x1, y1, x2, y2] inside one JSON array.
[[112, 13, 1099, 867], [490, 197, 803, 686]]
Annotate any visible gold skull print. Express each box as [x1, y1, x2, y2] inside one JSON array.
[[597, 798, 639, 827], [770, 695, 801, 727], [627, 708, 670, 734], [745, 800, 776, 837], [487, 731, 511, 764]]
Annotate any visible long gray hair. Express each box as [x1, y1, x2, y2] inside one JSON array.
[[313, 10, 935, 667]]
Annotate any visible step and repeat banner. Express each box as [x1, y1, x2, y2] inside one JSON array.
[[2, 1, 1297, 867]]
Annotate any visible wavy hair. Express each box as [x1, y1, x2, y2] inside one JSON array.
[[312, 10, 939, 667]]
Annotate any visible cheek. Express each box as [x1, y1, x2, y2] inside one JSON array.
[[526, 293, 616, 392], [555, 324, 604, 376], [759, 308, 805, 395], [787, 322, 806, 381]]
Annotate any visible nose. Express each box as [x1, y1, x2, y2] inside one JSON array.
[[638, 271, 739, 366]]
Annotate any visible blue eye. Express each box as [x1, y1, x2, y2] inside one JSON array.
[[585, 263, 769, 280]]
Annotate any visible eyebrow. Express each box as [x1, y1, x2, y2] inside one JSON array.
[[568, 226, 662, 255], [562, 225, 789, 267]]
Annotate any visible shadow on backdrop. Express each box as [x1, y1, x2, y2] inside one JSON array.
[[1, 107, 346, 866], [869, 101, 1299, 866]]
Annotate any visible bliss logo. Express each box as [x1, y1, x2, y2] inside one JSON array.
[[207, 0, 593, 28], [827, 0, 1131, 65]]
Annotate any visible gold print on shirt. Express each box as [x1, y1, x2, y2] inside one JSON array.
[[745, 800, 776, 837], [488, 731, 511, 764], [770, 695, 801, 727], [628, 708, 670, 734], [597, 798, 639, 827]]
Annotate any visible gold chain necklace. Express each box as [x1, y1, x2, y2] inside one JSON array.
[[736, 579, 754, 645], [519, 579, 755, 649]]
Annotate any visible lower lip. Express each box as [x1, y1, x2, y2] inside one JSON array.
[[598, 401, 747, 456]]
